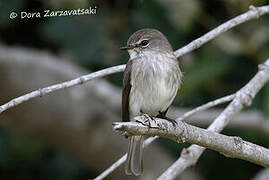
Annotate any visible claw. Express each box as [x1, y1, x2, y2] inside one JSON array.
[[156, 112, 177, 127], [144, 113, 154, 121], [143, 113, 155, 127], [166, 118, 177, 127]]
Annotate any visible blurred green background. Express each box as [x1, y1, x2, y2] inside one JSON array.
[[0, 0, 269, 179]]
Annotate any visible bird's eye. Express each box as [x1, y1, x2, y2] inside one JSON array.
[[140, 40, 149, 47]]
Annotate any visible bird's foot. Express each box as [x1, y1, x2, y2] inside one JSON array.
[[156, 111, 177, 127], [136, 112, 159, 128]]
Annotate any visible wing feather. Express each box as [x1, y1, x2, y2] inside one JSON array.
[[122, 60, 133, 122]]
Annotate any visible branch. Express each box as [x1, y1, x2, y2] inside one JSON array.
[[157, 59, 269, 180], [113, 116, 269, 167], [1, 5, 268, 114], [0, 64, 125, 114], [93, 96, 269, 180]]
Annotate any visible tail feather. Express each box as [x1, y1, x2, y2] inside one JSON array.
[[125, 136, 144, 176]]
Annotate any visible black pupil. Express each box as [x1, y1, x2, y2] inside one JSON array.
[[140, 40, 149, 46]]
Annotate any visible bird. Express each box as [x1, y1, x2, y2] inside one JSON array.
[[120, 28, 182, 176]]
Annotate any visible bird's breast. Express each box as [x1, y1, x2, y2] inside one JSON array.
[[129, 54, 181, 118]]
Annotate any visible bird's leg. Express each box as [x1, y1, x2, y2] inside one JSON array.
[[156, 110, 177, 127]]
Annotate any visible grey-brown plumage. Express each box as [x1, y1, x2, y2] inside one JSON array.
[[121, 28, 182, 176]]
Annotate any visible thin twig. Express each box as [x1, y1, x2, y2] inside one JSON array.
[[177, 94, 235, 121], [0, 65, 125, 114], [174, 5, 269, 57], [171, 108, 269, 133]]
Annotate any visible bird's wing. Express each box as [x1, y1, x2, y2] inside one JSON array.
[[122, 59, 133, 122]]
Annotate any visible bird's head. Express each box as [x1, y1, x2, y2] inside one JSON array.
[[120, 28, 173, 58]]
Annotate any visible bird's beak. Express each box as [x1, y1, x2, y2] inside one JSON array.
[[120, 44, 136, 51]]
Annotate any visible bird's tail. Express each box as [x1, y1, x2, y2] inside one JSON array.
[[125, 136, 144, 176]]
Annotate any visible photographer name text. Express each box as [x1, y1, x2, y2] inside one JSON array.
[[10, 6, 97, 19]]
